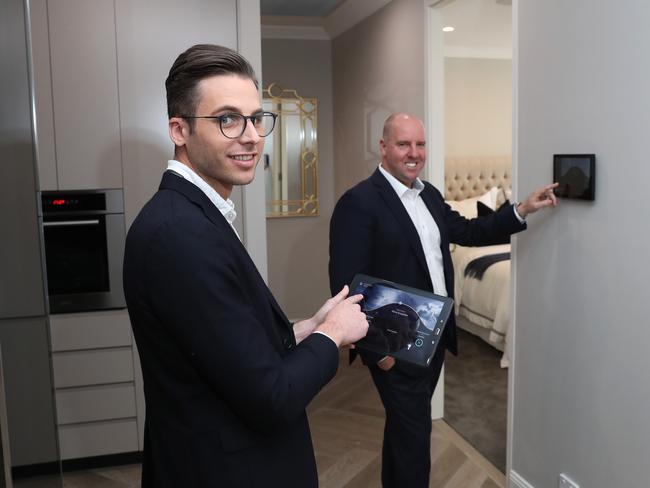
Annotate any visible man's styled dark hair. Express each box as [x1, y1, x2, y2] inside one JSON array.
[[165, 44, 258, 129]]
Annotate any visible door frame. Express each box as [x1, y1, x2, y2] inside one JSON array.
[[423, 0, 519, 479]]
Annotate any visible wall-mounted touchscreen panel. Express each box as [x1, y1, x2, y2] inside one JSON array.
[[553, 154, 595, 200]]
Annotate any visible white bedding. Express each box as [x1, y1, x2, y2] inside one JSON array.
[[451, 243, 512, 367]]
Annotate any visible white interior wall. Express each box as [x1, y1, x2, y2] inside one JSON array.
[[444, 57, 512, 158], [512, 1, 650, 487], [262, 38, 335, 319]]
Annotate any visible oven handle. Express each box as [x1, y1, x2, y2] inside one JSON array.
[[43, 219, 101, 227]]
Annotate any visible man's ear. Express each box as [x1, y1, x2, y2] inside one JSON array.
[[169, 117, 189, 147], [379, 138, 387, 157]]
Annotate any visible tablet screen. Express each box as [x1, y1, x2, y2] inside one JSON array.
[[350, 274, 454, 367]]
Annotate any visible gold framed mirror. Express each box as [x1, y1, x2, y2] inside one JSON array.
[[263, 83, 318, 218]]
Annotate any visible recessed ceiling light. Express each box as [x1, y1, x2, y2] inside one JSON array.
[[442, 26, 455, 32]]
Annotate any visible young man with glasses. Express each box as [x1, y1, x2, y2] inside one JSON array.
[[123, 44, 368, 488]]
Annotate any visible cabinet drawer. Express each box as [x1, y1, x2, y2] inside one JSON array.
[[55, 384, 136, 425], [58, 419, 138, 460], [49, 310, 132, 351], [52, 348, 134, 388]]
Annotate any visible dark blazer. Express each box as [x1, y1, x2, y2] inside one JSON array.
[[329, 168, 526, 374], [124, 171, 338, 487]]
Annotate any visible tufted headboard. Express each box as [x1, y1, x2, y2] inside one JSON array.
[[444, 156, 512, 202]]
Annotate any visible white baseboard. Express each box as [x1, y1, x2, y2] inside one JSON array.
[[510, 470, 535, 488]]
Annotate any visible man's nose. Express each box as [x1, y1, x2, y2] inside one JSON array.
[[240, 118, 261, 143]]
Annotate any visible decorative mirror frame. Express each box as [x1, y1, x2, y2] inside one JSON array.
[[263, 83, 319, 218]]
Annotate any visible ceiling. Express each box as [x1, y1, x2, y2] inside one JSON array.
[[438, 0, 512, 56], [260, 0, 343, 17], [259, 0, 512, 56]]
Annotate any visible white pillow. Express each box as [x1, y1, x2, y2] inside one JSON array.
[[446, 187, 498, 219], [497, 187, 512, 206]]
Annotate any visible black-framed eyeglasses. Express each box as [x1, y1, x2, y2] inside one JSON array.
[[181, 112, 277, 139]]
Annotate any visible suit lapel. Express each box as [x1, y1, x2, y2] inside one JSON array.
[[159, 172, 293, 333], [371, 169, 430, 276], [160, 171, 239, 239]]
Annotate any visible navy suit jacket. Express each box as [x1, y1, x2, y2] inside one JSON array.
[[124, 171, 338, 487], [329, 169, 526, 375]]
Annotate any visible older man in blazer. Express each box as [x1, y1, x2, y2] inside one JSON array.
[[123, 44, 367, 488], [329, 113, 557, 488]]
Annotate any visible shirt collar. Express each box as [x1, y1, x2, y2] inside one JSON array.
[[166, 160, 237, 225], [378, 163, 424, 198]]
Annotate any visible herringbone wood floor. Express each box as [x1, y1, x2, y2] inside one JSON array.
[[20, 354, 505, 488], [308, 355, 506, 488]]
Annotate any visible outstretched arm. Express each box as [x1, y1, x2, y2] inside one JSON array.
[[516, 182, 559, 218]]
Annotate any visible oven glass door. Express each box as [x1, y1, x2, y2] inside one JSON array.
[[43, 216, 110, 295]]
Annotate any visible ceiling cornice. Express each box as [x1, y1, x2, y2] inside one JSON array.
[[261, 24, 329, 40], [323, 0, 392, 38], [260, 0, 392, 40]]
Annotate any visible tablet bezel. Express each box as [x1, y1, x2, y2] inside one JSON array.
[[349, 274, 454, 368]]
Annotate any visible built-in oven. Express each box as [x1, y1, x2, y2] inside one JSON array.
[[38, 189, 126, 314]]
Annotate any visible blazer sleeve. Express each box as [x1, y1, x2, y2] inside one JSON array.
[[328, 189, 376, 295], [328, 189, 385, 365], [423, 184, 527, 246], [142, 217, 338, 435]]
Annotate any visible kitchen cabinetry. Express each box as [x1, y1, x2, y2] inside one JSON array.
[[0, 318, 58, 467], [48, 0, 123, 190], [0, 0, 59, 473], [49, 310, 141, 460], [27, 0, 266, 271], [1, 0, 46, 319], [31, 0, 123, 191]]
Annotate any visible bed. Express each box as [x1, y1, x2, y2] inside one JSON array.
[[444, 156, 513, 367]]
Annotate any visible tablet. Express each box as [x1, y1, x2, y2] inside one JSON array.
[[350, 274, 454, 368]]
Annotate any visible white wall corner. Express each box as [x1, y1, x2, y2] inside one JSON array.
[[425, 0, 446, 422], [507, 0, 519, 478], [237, 0, 268, 281], [424, 4, 445, 189], [510, 470, 536, 488]]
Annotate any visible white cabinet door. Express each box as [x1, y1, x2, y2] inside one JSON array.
[[48, 0, 123, 190], [28, 0, 58, 191], [114, 0, 238, 227]]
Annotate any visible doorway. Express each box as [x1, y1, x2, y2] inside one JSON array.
[[425, 0, 515, 476]]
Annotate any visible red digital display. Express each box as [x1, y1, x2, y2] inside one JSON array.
[[52, 199, 66, 205]]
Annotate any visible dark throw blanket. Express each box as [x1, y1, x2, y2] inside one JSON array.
[[464, 252, 510, 280]]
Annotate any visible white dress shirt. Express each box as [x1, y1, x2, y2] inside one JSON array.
[[378, 164, 448, 296], [166, 160, 240, 240]]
